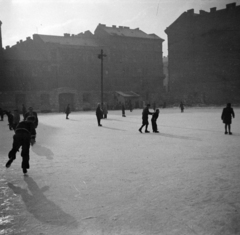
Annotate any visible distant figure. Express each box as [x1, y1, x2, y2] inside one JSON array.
[[122, 103, 126, 117], [22, 104, 27, 119], [102, 103, 108, 119], [96, 103, 103, 126], [180, 102, 184, 113], [6, 116, 36, 174], [129, 100, 133, 112], [139, 104, 153, 133], [5, 111, 14, 130], [221, 103, 235, 135], [65, 104, 71, 119], [0, 108, 4, 121], [24, 107, 38, 143], [151, 109, 160, 133], [12, 110, 21, 130]]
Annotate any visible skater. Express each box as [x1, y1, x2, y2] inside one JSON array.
[[5, 111, 14, 130], [24, 107, 38, 142], [5, 116, 36, 174], [139, 104, 153, 133], [122, 102, 126, 117], [0, 107, 4, 121], [180, 102, 184, 113], [96, 103, 103, 126], [65, 104, 71, 119], [102, 103, 108, 119], [151, 109, 159, 133], [12, 109, 20, 130], [22, 104, 27, 119], [221, 103, 235, 135]]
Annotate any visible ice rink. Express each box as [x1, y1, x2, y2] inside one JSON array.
[[1, 107, 240, 235]]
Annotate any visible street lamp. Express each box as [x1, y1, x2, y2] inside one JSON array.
[[98, 49, 107, 106]]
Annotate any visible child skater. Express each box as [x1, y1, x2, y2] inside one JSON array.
[[221, 103, 235, 135], [151, 109, 159, 133], [6, 116, 36, 174]]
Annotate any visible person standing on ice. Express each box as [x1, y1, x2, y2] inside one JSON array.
[[139, 104, 153, 133], [96, 103, 103, 126], [221, 103, 235, 135], [122, 102, 126, 117], [151, 108, 159, 133], [180, 101, 184, 113], [65, 104, 71, 119], [6, 116, 36, 174]]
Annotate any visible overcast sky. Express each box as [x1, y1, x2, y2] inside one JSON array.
[[0, 0, 239, 56]]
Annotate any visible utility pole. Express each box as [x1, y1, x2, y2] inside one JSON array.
[[98, 49, 107, 106]]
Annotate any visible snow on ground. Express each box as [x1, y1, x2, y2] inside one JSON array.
[[0, 107, 240, 235]]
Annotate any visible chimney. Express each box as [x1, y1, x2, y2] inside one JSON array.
[[112, 25, 116, 28], [210, 7, 216, 13], [199, 10, 207, 14], [226, 3, 236, 10], [187, 9, 194, 14], [64, 33, 70, 37], [0, 21, 2, 49]]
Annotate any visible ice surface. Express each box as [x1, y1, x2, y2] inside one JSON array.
[[1, 107, 240, 235]]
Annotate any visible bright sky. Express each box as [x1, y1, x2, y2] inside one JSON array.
[[0, 0, 239, 56]]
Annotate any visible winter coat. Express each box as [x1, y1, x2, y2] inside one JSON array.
[[221, 107, 235, 124]]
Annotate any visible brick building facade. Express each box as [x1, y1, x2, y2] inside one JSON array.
[[165, 3, 240, 105], [0, 23, 165, 112]]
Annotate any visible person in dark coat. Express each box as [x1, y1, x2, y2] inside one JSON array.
[[6, 116, 36, 174], [180, 102, 184, 113], [122, 103, 126, 117], [139, 104, 153, 133], [5, 111, 14, 130], [24, 107, 38, 143], [0, 108, 4, 121], [151, 109, 159, 133], [96, 103, 103, 126], [22, 104, 27, 119], [221, 103, 235, 135], [65, 104, 71, 119]]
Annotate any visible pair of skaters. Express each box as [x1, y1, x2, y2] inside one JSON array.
[[5, 107, 38, 174], [139, 104, 159, 133]]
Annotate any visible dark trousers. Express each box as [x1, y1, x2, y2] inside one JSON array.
[[151, 120, 158, 132], [96, 115, 102, 126], [8, 132, 31, 169]]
